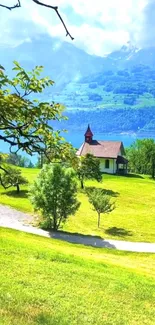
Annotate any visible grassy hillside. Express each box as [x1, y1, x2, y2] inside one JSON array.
[[53, 65, 155, 110], [51, 65, 155, 134], [0, 168, 39, 213], [0, 228, 154, 325], [0, 167, 155, 242]]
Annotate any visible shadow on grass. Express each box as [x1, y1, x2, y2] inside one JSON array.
[[105, 227, 132, 237], [1, 189, 28, 198], [36, 313, 68, 325], [148, 176, 155, 181], [46, 230, 116, 249], [126, 173, 144, 179], [86, 186, 119, 197]]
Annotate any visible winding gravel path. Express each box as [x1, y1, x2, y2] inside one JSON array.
[[0, 204, 155, 253]]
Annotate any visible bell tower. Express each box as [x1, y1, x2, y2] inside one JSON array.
[[85, 125, 93, 143]]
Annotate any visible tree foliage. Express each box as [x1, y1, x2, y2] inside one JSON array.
[[77, 154, 102, 189], [0, 166, 28, 193], [0, 62, 72, 159], [35, 146, 78, 169], [29, 164, 80, 230], [87, 188, 115, 227], [127, 139, 155, 178]]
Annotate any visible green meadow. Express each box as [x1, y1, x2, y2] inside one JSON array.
[[0, 167, 155, 242], [0, 228, 154, 325]]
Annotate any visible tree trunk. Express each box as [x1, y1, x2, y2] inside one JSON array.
[[152, 162, 155, 179], [53, 215, 58, 231], [81, 178, 84, 189], [98, 212, 100, 228], [16, 184, 20, 193]]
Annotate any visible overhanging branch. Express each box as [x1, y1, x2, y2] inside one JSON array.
[[33, 0, 74, 40], [0, 165, 9, 174], [0, 0, 21, 10], [0, 0, 74, 40]]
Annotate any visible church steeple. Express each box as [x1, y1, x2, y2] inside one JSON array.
[[85, 124, 93, 143]]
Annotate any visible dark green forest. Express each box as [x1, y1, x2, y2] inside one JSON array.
[[52, 107, 155, 134]]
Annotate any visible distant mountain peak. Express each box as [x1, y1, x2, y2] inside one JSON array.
[[121, 43, 140, 53]]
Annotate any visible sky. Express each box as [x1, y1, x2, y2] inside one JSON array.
[[0, 0, 154, 56]]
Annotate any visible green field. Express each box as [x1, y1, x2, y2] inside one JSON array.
[[0, 167, 155, 243], [0, 228, 154, 325]]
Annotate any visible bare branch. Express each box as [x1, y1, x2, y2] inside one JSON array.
[[0, 134, 17, 146], [33, 0, 74, 40], [0, 0, 74, 40], [55, 6, 74, 40], [0, 0, 21, 10], [12, 84, 21, 96]]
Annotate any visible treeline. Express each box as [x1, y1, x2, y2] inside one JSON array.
[[126, 139, 155, 178], [1, 153, 34, 168], [53, 107, 155, 133]]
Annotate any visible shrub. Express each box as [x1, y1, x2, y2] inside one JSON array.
[[29, 164, 80, 230]]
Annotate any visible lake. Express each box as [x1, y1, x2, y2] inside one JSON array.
[[63, 131, 155, 149], [1, 132, 155, 164]]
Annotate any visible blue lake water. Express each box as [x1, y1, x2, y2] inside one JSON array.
[[1, 132, 155, 163], [63, 131, 155, 149]]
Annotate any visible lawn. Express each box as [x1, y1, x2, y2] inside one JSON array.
[[0, 168, 39, 213], [0, 228, 154, 325], [0, 168, 155, 242]]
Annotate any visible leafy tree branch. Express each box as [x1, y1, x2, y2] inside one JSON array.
[[0, 61, 73, 159]]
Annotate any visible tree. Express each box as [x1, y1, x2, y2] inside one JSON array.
[[35, 146, 78, 169], [87, 188, 115, 228], [127, 139, 155, 178], [6, 153, 30, 167], [28, 161, 34, 168], [77, 154, 102, 189], [0, 166, 28, 193], [0, 62, 72, 161], [29, 164, 80, 230], [6, 153, 21, 166], [0, 1, 74, 40]]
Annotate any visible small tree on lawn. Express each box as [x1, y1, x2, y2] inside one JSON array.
[[29, 164, 80, 231], [77, 154, 102, 189], [0, 166, 28, 193], [87, 188, 115, 228]]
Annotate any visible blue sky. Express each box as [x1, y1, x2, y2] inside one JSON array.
[[0, 0, 153, 56]]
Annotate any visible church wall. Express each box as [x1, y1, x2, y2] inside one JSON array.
[[99, 158, 117, 174]]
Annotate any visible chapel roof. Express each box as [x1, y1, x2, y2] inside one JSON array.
[[77, 140, 124, 159]]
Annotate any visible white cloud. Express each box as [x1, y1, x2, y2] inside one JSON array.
[[67, 24, 130, 56], [0, 0, 149, 55]]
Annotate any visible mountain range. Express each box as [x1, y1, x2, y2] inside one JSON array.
[[1, 36, 155, 134], [0, 35, 104, 89]]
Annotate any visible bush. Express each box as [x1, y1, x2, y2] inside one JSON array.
[[29, 164, 80, 230]]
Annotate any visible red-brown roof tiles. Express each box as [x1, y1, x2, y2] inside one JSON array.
[[76, 140, 124, 158]]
